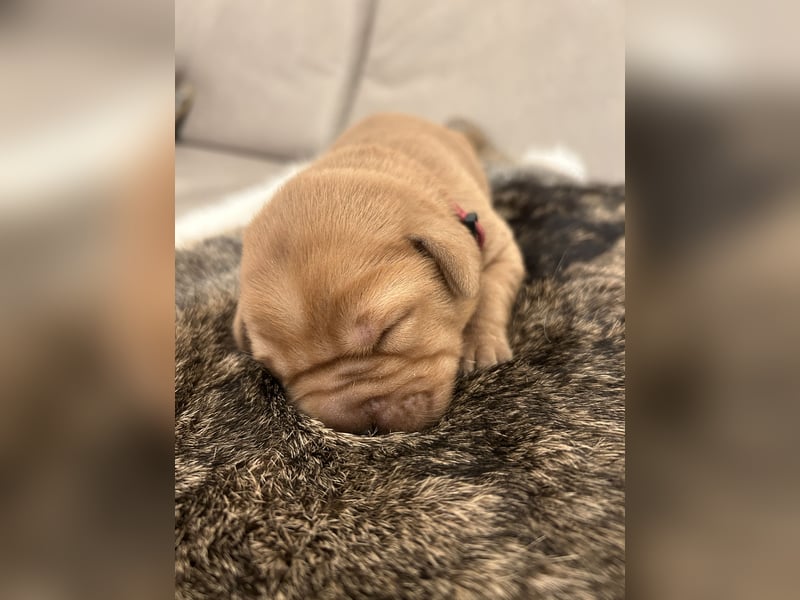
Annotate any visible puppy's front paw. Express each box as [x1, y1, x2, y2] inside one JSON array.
[[460, 327, 512, 373]]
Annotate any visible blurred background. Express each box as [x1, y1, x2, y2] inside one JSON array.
[[627, 2, 800, 599], [174, 0, 625, 218], [1, 1, 173, 598]]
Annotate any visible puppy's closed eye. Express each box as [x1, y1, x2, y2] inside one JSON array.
[[375, 309, 414, 351]]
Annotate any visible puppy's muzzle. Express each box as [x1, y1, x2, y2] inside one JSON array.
[[294, 387, 448, 434]]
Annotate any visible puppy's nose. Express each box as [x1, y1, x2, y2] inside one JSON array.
[[364, 392, 437, 433]]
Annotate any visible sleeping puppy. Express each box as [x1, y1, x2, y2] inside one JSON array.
[[234, 113, 524, 433]]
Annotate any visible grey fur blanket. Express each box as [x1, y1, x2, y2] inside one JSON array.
[[175, 169, 626, 599]]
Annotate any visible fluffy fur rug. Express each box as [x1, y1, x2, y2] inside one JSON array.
[[175, 168, 626, 599]]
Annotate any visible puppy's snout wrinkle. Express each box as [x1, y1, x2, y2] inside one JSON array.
[[291, 357, 402, 401], [293, 370, 447, 433], [285, 348, 460, 433]]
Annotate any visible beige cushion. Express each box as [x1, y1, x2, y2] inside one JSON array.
[[175, 0, 372, 158], [175, 0, 625, 183], [345, 0, 625, 182], [175, 144, 290, 218]]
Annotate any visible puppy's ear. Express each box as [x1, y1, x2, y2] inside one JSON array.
[[409, 229, 481, 298], [232, 304, 251, 353]]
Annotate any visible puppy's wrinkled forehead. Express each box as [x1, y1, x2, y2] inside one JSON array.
[[241, 258, 421, 368]]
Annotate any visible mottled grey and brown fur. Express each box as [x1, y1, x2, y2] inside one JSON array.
[[175, 169, 625, 599]]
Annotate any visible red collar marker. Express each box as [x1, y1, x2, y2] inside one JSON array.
[[453, 203, 486, 250]]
